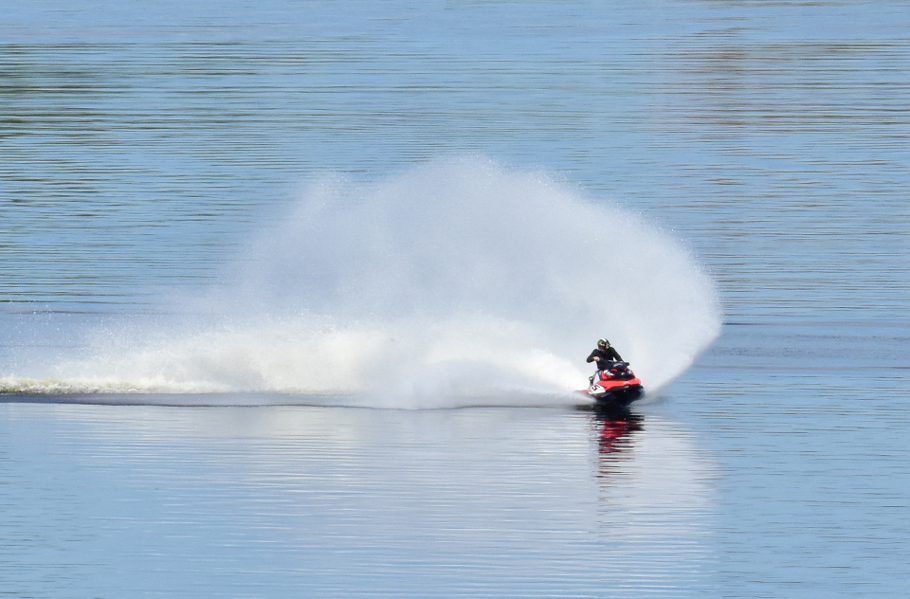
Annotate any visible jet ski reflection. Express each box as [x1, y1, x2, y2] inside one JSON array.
[[579, 402, 643, 454]]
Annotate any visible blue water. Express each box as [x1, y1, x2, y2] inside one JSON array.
[[2, 1, 910, 597]]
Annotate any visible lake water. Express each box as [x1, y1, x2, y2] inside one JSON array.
[[2, 1, 909, 597]]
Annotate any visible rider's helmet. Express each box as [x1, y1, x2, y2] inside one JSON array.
[[597, 338, 610, 349]]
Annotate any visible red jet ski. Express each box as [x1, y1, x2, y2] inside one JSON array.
[[581, 361, 643, 406]]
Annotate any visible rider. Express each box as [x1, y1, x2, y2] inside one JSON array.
[[587, 338, 624, 380]]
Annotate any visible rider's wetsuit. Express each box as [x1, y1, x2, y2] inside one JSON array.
[[586, 346, 624, 367]]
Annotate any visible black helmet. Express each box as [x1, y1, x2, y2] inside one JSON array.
[[597, 338, 610, 349]]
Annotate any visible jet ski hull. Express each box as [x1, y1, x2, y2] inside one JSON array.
[[580, 362, 644, 406], [592, 382, 643, 406]]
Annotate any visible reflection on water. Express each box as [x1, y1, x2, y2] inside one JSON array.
[[578, 402, 644, 459], [592, 405, 643, 457], [0, 403, 716, 598], [583, 405, 717, 594]]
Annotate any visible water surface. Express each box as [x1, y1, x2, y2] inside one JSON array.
[[2, 1, 910, 596]]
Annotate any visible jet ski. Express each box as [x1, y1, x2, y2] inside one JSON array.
[[581, 361, 643, 406]]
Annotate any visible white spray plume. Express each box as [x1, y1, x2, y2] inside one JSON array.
[[6, 158, 721, 407]]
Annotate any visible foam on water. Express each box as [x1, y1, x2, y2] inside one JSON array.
[[2, 158, 721, 407]]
